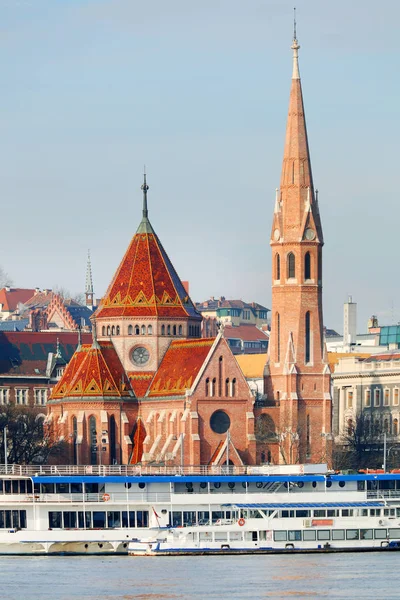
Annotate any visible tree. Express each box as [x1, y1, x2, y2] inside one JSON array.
[[333, 411, 391, 471], [53, 286, 85, 306], [0, 405, 67, 465], [0, 266, 13, 288]]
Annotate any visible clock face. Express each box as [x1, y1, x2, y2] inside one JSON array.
[[273, 228, 280, 241], [131, 346, 150, 366], [304, 228, 316, 241]]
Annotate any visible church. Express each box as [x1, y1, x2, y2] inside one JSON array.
[[47, 31, 332, 467]]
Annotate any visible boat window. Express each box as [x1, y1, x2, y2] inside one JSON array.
[[296, 510, 310, 518], [42, 483, 55, 494], [361, 509, 368, 517], [341, 509, 353, 517], [212, 511, 223, 523], [78, 512, 85, 528], [122, 512, 129, 527], [107, 511, 121, 528], [63, 512, 76, 528], [384, 509, 396, 517], [249, 510, 263, 519], [339, 481, 346, 488], [288, 530, 301, 541], [327, 510, 337, 517], [71, 483, 83, 494], [281, 510, 295, 518], [19, 481, 26, 494], [183, 511, 196, 526], [303, 530, 316, 541], [274, 530, 287, 542], [374, 529, 387, 539], [0, 480, 3, 493], [4, 481, 11, 494], [370, 509, 380, 517], [56, 483, 70, 494], [313, 510, 326, 518], [357, 481, 365, 491], [49, 512, 62, 529], [128, 512, 136, 527], [85, 512, 92, 529], [85, 483, 99, 494], [19, 511, 26, 529], [12, 480, 19, 494], [0, 510, 26, 529], [197, 511, 210, 525], [360, 529, 373, 540], [326, 480, 332, 488], [136, 511, 149, 527], [93, 511, 106, 528], [332, 530, 345, 540], [317, 530, 330, 541], [389, 528, 400, 538], [346, 529, 359, 540], [170, 511, 182, 527]]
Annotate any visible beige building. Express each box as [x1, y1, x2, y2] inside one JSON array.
[[196, 298, 269, 328]]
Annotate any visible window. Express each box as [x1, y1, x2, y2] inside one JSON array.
[[15, 389, 28, 405], [305, 312, 311, 363], [317, 530, 330, 541], [141, 325, 146, 335], [384, 418, 389, 433], [365, 389, 371, 407], [107, 326, 111, 336], [205, 378, 209, 397], [34, 389, 47, 406], [218, 356, 223, 397], [111, 326, 115, 336], [0, 388, 10, 405], [288, 530, 301, 541], [116, 326, 120, 336], [287, 252, 295, 279], [178, 325, 182, 336], [173, 325, 176, 336], [346, 529, 359, 540], [384, 389, 390, 406], [304, 252, 311, 280], [347, 390, 353, 409], [167, 325, 171, 335], [212, 378, 216, 397], [102, 326, 105, 336], [232, 378, 236, 397], [276, 254, 280, 280], [135, 325, 140, 335], [225, 378, 229, 396], [276, 313, 280, 363], [128, 325, 133, 335], [374, 389, 381, 407], [394, 419, 398, 437], [374, 529, 387, 539], [303, 530, 316, 541], [210, 410, 230, 434], [161, 325, 165, 336], [274, 531, 287, 542], [147, 325, 152, 335], [332, 530, 345, 541], [394, 389, 399, 406]]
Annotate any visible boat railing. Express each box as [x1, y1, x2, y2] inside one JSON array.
[[367, 490, 400, 500], [0, 491, 172, 504], [0, 464, 287, 477]]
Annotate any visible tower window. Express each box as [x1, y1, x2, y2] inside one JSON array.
[[305, 311, 311, 363], [276, 254, 281, 281], [167, 325, 171, 335], [225, 378, 229, 396], [135, 325, 140, 336], [304, 252, 311, 280], [161, 325, 165, 336], [178, 325, 183, 336], [102, 326, 105, 336], [116, 326, 120, 336], [205, 378, 209, 397], [173, 325, 177, 336], [141, 325, 146, 335], [128, 325, 133, 336], [287, 252, 295, 279], [276, 313, 280, 363], [147, 325, 153, 335], [107, 326, 111, 336], [111, 326, 115, 336]]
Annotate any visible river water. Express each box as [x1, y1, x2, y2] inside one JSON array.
[[1, 553, 399, 599]]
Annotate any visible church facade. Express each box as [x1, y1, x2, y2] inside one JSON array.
[[48, 32, 331, 467]]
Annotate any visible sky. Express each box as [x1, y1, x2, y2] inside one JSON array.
[[0, 0, 399, 333]]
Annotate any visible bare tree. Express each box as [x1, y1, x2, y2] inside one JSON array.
[[0, 405, 66, 465], [333, 412, 388, 471], [0, 266, 13, 288], [53, 286, 85, 306]]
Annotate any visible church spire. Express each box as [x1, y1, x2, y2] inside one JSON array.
[[292, 8, 300, 79], [136, 170, 155, 234], [85, 250, 94, 310]]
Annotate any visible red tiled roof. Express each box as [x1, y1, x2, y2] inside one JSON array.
[[148, 338, 214, 397], [0, 288, 36, 312], [363, 353, 400, 362], [95, 228, 200, 320], [127, 371, 155, 397], [0, 331, 91, 377], [223, 325, 269, 342], [51, 342, 134, 399]]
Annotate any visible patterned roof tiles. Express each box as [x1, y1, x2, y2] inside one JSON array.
[[95, 226, 200, 320], [127, 371, 155, 397], [148, 338, 214, 397]]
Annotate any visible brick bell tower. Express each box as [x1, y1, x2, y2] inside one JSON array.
[[265, 26, 331, 464]]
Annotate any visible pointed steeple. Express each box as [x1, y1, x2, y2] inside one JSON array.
[[85, 250, 94, 309], [276, 23, 323, 243], [136, 170, 155, 234]]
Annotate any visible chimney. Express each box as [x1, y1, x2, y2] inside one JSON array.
[[5, 286, 10, 292], [343, 296, 357, 351], [35, 287, 40, 294]]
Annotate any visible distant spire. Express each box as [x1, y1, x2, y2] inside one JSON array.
[[55, 337, 62, 359], [85, 250, 94, 309], [141, 169, 149, 220], [291, 7, 300, 80]]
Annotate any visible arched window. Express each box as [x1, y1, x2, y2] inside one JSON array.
[[107, 326, 111, 336], [141, 325, 146, 335], [102, 326, 105, 336], [110, 415, 117, 465], [173, 325, 177, 336], [305, 311, 311, 363], [111, 326, 115, 336], [128, 325, 133, 336], [218, 356, 223, 397], [384, 418, 389, 433], [167, 325, 171, 335], [276, 313, 280, 363], [135, 325, 140, 335], [232, 378, 236, 397], [212, 377, 216, 397], [116, 326, 120, 336], [147, 325, 152, 335], [161, 325, 165, 336], [89, 416, 97, 466], [287, 252, 295, 279], [72, 416, 78, 465], [276, 253, 281, 280], [225, 378, 230, 396], [178, 325, 183, 336], [205, 378, 209, 397], [394, 419, 398, 436], [304, 252, 311, 280]]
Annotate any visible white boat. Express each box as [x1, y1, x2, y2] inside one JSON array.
[[1, 464, 400, 555]]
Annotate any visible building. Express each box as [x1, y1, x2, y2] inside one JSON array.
[[223, 324, 269, 355], [0, 331, 91, 410], [196, 297, 269, 328], [0, 288, 36, 320], [263, 30, 332, 465], [48, 29, 331, 467], [332, 353, 400, 447]]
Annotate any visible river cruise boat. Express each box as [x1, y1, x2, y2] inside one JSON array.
[[1, 463, 400, 555]]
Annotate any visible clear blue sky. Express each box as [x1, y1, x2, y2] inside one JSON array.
[[0, 0, 398, 333]]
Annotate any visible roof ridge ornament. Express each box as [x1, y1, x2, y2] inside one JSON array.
[[291, 7, 300, 80], [141, 168, 149, 220], [92, 320, 100, 350]]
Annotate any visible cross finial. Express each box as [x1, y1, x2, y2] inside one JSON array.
[[141, 169, 149, 219]]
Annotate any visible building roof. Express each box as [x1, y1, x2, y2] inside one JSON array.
[[148, 338, 215, 397], [0, 319, 29, 332], [127, 371, 155, 397], [327, 352, 371, 373], [95, 181, 200, 321], [51, 342, 133, 399], [0, 331, 91, 377], [235, 353, 268, 379], [196, 298, 269, 313], [362, 352, 400, 363], [0, 288, 36, 312], [223, 325, 269, 342]]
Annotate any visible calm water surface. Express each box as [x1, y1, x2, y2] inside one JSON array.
[[2, 553, 400, 600]]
